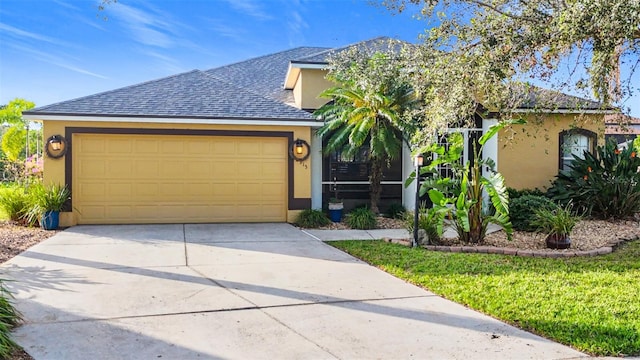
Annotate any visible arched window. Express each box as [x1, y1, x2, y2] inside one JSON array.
[[559, 129, 597, 171]]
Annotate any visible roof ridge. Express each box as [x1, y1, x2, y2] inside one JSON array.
[[29, 69, 203, 112], [204, 46, 330, 72], [292, 36, 408, 63]]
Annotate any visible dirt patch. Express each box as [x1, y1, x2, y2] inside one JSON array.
[[0, 221, 59, 264]]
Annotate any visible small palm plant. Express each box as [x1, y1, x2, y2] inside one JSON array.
[[314, 53, 419, 214], [531, 203, 579, 249]]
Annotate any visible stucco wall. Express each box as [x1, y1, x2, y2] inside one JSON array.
[[297, 69, 333, 110], [41, 120, 312, 225], [497, 114, 604, 190]]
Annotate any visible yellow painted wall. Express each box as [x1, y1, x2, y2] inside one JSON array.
[[498, 114, 604, 190], [41, 120, 312, 225], [293, 72, 303, 109], [296, 69, 333, 110]]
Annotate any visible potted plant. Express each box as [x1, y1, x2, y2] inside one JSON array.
[[28, 183, 70, 230], [531, 204, 579, 249], [328, 197, 344, 222], [327, 178, 344, 222]]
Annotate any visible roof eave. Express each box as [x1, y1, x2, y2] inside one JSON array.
[[24, 113, 324, 127]]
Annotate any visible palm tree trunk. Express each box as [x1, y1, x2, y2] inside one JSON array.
[[370, 157, 383, 214]]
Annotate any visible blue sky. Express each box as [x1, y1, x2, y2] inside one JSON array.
[[0, 0, 638, 117]]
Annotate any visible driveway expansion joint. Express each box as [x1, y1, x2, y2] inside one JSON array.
[[26, 295, 435, 326]]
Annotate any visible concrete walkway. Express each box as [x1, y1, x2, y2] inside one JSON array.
[[2, 223, 588, 359], [303, 223, 503, 241]]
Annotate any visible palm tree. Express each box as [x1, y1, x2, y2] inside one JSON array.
[[315, 82, 418, 214]]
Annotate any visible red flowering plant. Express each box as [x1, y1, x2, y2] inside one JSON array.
[[548, 140, 640, 219]]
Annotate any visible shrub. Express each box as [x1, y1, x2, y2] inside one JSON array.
[[404, 206, 445, 244], [25, 183, 71, 226], [0, 185, 29, 223], [0, 280, 21, 358], [385, 203, 405, 219], [507, 187, 545, 200], [548, 140, 640, 219], [510, 195, 558, 232], [346, 207, 377, 229], [531, 203, 580, 236], [294, 209, 330, 228]]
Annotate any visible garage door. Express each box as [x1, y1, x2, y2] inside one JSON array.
[[73, 133, 288, 224]]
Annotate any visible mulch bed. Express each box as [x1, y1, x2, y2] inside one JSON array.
[[0, 221, 59, 264]]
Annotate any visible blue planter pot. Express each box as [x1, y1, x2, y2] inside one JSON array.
[[329, 209, 343, 222], [41, 211, 60, 230]]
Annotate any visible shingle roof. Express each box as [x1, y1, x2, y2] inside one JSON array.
[[292, 36, 403, 64], [28, 70, 315, 120], [205, 46, 329, 104], [514, 85, 605, 111], [25, 38, 608, 120]]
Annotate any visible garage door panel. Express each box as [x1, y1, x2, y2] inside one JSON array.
[[160, 140, 185, 154], [108, 183, 133, 197], [135, 161, 159, 177], [77, 160, 106, 178], [74, 134, 287, 224], [159, 161, 185, 178], [107, 139, 132, 153], [186, 162, 212, 178], [134, 139, 159, 153]]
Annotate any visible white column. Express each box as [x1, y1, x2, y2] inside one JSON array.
[[311, 131, 323, 209], [402, 141, 415, 209], [482, 119, 499, 171]]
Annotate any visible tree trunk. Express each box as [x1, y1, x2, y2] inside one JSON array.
[[369, 157, 383, 214]]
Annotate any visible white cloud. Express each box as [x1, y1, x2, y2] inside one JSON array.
[[107, 3, 181, 48], [7, 43, 108, 79], [284, 1, 309, 46], [0, 22, 71, 47], [219, 0, 272, 20]]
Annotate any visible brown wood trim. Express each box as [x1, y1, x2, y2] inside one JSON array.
[[64, 127, 311, 214], [289, 198, 311, 210]]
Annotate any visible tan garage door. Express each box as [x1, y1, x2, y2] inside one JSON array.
[[73, 133, 288, 224]]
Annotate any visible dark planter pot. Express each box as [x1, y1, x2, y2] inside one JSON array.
[[546, 233, 571, 249], [41, 211, 60, 230]]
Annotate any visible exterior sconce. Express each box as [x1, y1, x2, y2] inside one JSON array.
[[289, 139, 310, 162], [414, 154, 424, 167], [45, 135, 68, 159]]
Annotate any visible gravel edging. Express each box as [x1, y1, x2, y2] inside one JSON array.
[[383, 236, 639, 258]]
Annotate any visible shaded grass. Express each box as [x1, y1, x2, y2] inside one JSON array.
[[328, 240, 640, 356]]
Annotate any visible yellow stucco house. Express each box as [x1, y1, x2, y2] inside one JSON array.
[[24, 38, 607, 226]]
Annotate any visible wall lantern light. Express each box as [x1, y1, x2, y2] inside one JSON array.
[[290, 139, 310, 162], [45, 135, 68, 159]]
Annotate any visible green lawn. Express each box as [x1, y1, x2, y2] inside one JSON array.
[[328, 240, 640, 357]]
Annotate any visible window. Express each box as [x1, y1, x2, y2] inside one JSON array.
[[559, 129, 596, 171]]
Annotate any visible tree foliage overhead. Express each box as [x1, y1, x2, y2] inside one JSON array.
[[379, 0, 640, 120], [0, 98, 34, 126]]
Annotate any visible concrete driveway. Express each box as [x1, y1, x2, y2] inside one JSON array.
[[2, 223, 587, 359]]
